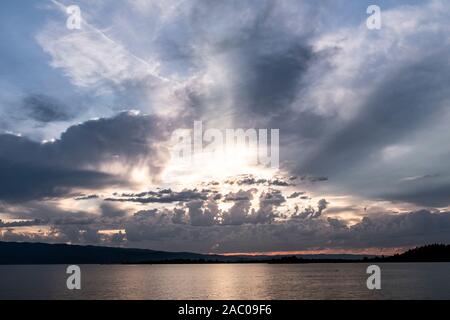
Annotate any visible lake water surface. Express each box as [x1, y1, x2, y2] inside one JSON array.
[[0, 263, 449, 300]]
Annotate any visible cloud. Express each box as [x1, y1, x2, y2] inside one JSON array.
[[259, 189, 286, 207], [222, 191, 254, 226], [269, 178, 293, 187], [2, 0, 450, 253], [223, 189, 256, 202], [0, 219, 44, 228], [225, 175, 267, 186], [301, 56, 450, 176], [400, 174, 440, 182], [288, 192, 304, 199], [19, 1, 450, 211], [123, 208, 450, 253], [100, 203, 127, 218], [0, 157, 117, 202], [292, 199, 329, 220], [36, 14, 158, 91], [105, 188, 209, 204], [248, 189, 285, 224], [380, 183, 450, 207], [21, 94, 73, 123], [0, 111, 172, 202], [187, 200, 219, 227], [190, 188, 283, 226], [3, 185, 449, 254], [35, 0, 192, 120], [0, 199, 130, 245], [283, 1, 450, 207], [119, 188, 287, 228], [298, 176, 328, 183], [74, 194, 99, 201]]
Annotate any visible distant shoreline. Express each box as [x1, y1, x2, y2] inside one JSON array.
[[123, 255, 450, 265], [0, 242, 448, 265]]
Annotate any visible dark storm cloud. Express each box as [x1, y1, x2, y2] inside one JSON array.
[[53, 111, 171, 168], [22, 94, 72, 122], [0, 111, 172, 202], [0, 157, 117, 202]]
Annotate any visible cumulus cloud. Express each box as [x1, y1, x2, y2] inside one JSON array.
[[187, 200, 219, 227], [122, 208, 450, 253], [223, 189, 256, 202], [120, 188, 287, 228], [292, 199, 329, 220], [222, 190, 255, 226]]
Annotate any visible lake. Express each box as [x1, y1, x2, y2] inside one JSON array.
[[0, 263, 449, 299]]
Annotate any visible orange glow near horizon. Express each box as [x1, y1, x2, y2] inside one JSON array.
[[216, 247, 410, 257]]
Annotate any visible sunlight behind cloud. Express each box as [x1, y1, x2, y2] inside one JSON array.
[[162, 141, 278, 188]]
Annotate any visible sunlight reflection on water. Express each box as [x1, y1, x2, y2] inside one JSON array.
[[0, 263, 449, 300]]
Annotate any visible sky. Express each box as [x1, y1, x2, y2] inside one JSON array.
[[0, 0, 450, 255]]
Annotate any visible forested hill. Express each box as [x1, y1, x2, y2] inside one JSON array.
[[369, 244, 450, 262]]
